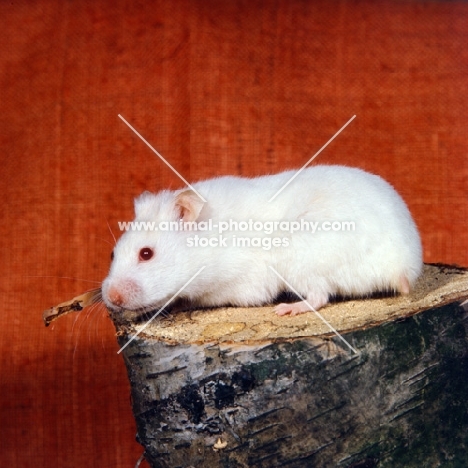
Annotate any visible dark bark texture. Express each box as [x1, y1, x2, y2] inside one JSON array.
[[117, 300, 468, 467]]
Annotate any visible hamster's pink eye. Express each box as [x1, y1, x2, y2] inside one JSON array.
[[139, 247, 154, 262], [110, 250, 114, 261]]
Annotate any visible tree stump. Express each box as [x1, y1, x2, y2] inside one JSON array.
[[112, 264, 468, 468]]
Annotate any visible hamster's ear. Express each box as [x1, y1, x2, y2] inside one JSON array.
[[175, 190, 205, 222]]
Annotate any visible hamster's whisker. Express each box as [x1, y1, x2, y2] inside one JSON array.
[[26, 275, 102, 285], [96, 236, 116, 248], [71, 302, 107, 360], [106, 218, 117, 246], [116, 266, 206, 354]]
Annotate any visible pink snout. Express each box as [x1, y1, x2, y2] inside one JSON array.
[[105, 279, 142, 310]]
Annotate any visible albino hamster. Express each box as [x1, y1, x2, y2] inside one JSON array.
[[102, 165, 422, 316]]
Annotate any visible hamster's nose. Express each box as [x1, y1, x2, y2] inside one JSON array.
[[107, 286, 125, 307], [103, 279, 142, 310]]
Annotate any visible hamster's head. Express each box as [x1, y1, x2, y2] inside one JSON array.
[[102, 189, 205, 314]]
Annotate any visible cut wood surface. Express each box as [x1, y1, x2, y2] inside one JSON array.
[[112, 264, 468, 468], [116, 264, 468, 344]]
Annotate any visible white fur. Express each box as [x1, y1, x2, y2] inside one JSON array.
[[101, 165, 423, 316]]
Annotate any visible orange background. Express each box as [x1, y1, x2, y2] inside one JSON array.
[[2, 0, 467, 466]]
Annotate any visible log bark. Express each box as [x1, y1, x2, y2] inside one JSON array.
[[112, 264, 468, 468]]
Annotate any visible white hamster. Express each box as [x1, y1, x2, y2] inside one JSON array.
[[102, 165, 422, 316]]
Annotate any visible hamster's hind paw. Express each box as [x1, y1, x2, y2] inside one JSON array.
[[274, 293, 328, 316], [274, 301, 314, 316]]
